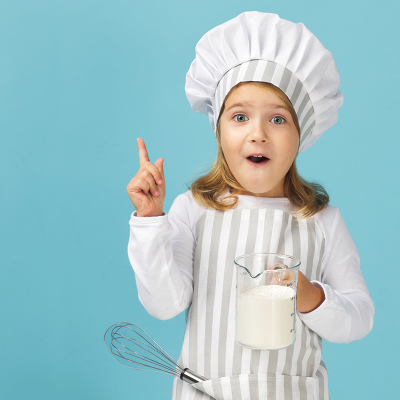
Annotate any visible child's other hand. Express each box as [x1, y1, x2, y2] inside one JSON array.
[[127, 138, 166, 217], [269, 268, 295, 287], [269, 268, 325, 313], [296, 271, 325, 313]]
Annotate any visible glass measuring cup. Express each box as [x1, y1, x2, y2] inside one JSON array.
[[235, 253, 301, 351]]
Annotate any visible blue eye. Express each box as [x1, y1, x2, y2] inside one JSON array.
[[233, 114, 249, 122], [271, 116, 286, 124]]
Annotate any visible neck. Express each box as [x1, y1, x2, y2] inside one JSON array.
[[231, 181, 285, 198]]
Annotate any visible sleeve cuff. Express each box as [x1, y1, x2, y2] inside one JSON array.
[[129, 211, 168, 225]]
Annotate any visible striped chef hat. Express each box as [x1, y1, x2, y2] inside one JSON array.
[[185, 11, 344, 152]]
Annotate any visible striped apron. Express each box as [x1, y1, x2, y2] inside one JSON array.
[[172, 208, 329, 400]]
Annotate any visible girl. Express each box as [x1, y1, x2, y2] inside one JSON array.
[[126, 12, 374, 400]]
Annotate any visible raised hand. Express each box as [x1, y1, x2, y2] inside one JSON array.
[[126, 138, 166, 217]]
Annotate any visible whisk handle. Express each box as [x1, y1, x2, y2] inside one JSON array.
[[180, 368, 207, 384]]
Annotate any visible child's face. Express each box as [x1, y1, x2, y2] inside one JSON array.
[[219, 83, 299, 197]]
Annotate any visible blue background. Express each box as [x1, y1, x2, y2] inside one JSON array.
[[0, 0, 398, 398]]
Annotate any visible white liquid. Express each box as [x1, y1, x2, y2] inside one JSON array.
[[236, 285, 295, 350]]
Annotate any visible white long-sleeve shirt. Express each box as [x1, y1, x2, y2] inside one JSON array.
[[128, 191, 374, 344]]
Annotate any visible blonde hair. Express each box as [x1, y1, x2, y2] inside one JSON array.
[[189, 81, 329, 218]]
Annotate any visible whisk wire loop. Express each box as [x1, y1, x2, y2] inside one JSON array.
[[104, 322, 184, 377], [112, 332, 177, 369], [112, 326, 180, 371], [110, 341, 179, 374], [115, 324, 179, 366], [104, 322, 207, 383]]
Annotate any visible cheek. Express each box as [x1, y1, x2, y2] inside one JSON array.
[[221, 133, 242, 163], [276, 133, 299, 166], [221, 145, 238, 172]]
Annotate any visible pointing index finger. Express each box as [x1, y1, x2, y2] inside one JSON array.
[[137, 138, 150, 167]]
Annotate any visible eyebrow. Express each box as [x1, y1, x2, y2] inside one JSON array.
[[225, 102, 291, 113]]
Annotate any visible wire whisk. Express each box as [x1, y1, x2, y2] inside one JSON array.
[[104, 322, 207, 384]]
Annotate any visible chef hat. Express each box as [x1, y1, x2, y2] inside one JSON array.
[[185, 11, 343, 151]]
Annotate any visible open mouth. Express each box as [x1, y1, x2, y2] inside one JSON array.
[[247, 155, 269, 164]]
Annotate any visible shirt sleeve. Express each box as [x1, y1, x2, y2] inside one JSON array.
[[297, 206, 375, 343], [127, 193, 199, 320]]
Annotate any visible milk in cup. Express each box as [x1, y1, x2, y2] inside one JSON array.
[[237, 285, 295, 350]]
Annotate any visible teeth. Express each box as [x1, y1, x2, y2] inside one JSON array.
[[247, 155, 268, 160]]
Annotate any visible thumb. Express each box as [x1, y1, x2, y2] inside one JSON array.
[[155, 158, 164, 177]]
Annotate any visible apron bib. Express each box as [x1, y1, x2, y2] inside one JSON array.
[[172, 208, 329, 400]]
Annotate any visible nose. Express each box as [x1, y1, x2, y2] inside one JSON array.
[[248, 118, 268, 143]]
